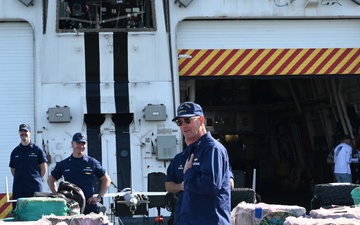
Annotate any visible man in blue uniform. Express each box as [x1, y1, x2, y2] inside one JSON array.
[[165, 150, 234, 225], [171, 102, 231, 225], [9, 123, 48, 209], [47, 132, 111, 214]]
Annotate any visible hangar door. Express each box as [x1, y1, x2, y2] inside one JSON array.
[[0, 22, 35, 196], [176, 19, 360, 190]]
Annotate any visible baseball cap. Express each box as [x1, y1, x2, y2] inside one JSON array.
[[172, 102, 204, 121], [72, 132, 87, 143], [19, 123, 31, 132]]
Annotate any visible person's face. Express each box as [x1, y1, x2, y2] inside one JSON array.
[[72, 141, 87, 157], [176, 116, 202, 142], [344, 139, 353, 146], [19, 129, 31, 142]]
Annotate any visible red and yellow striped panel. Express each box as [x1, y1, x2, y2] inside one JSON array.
[[0, 193, 13, 218], [178, 48, 360, 76]]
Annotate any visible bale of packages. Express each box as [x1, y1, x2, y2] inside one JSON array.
[[12, 197, 69, 221]]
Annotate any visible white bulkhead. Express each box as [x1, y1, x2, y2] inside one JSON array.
[[1, 0, 360, 218]]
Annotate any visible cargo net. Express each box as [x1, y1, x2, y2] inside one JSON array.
[[260, 211, 294, 225]]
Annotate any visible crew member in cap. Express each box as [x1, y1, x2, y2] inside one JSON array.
[[172, 102, 231, 225], [334, 134, 360, 183], [9, 123, 48, 209], [165, 144, 235, 225], [47, 132, 111, 214]]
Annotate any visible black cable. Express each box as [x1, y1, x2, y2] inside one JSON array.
[[111, 181, 122, 192]]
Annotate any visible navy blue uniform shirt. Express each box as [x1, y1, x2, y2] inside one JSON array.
[[9, 142, 47, 201], [50, 154, 106, 214], [165, 150, 188, 225], [180, 132, 231, 225]]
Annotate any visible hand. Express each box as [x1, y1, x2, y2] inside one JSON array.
[[87, 195, 101, 205], [184, 154, 194, 174]]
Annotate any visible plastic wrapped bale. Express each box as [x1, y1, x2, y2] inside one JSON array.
[[41, 213, 108, 225], [231, 202, 306, 225], [309, 206, 360, 219], [284, 216, 360, 225], [231, 188, 257, 210], [351, 187, 360, 205], [12, 197, 69, 221], [311, 183, 360, 209]]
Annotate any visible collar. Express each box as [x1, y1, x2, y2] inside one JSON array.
[[193, 131, 211, 147], [185, 132, 212, 155], [19, 141, 34, 148], [69, 154, 90, 162]]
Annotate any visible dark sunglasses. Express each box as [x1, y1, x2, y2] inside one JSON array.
[[175, 117, 199, 126]]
